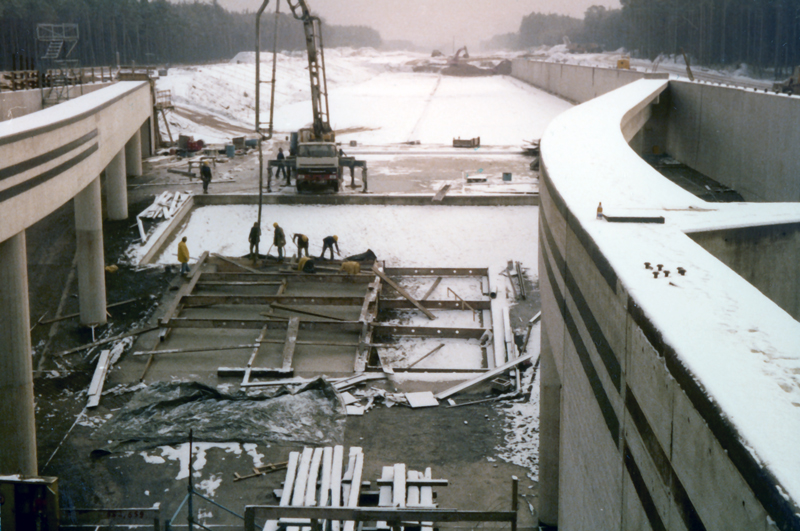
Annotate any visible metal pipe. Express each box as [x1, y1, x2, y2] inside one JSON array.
[[188, 429, 194, 531]]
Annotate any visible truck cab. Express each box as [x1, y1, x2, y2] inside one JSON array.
[[295, 141, 341, 192]]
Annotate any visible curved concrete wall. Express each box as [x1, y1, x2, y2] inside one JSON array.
[[513, 58, 800, 203], [538, 77, 800, 530], [0, 81, 150, 244]]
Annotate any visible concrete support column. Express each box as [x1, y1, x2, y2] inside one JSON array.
[[538, 325, 561, 527], [125, 129, 143, 177], [75, 177, 107, 325], [0, 232, 38, 475], [105, 149, 128, 220]]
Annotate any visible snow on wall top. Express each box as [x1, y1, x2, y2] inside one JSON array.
[[0, 81, 147, 140], [542, 79, 800, 504]]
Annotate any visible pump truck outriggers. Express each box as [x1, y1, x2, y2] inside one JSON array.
[[260, 0, 367, 193]]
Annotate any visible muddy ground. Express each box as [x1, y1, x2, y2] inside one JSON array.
[[26, 146, 542, 530]]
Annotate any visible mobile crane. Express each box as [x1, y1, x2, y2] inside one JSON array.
[[260, 0, 366, 193]]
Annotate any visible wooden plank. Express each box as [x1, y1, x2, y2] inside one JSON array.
[[292, 448, 315, 506], [372, 265, 436, 320], [219, 367, 293, 378], [343, 450, 364, 531], [434, 352, 534, 400], [432, 183, 451, 202], [420, 467, 435, 531], [354, 321, 372, 373], [251, 506, 516, 524], [341, 447, 358, 510], [55, 326, 159, 357], [86, 350, 111, 408], [282, 317, 300, 371], [265, 451, 301, 531], [407, 470, 421, 508], [305, 448, 324, 506], [383, 268, 488, 277], [269, 303, 348, 322], [376, 465, 394, 530], [159, 255, 207, 326], [196, 281, 285, 286], [134, 344, 257, 356], [392, 464, 406, 508], [211, 253, 262, 274], [184, 295, 365, 306], [420, 277, 442, 301], [407, 343, 445, 368], [319, 447, 333, 507], [358, 277, 381, 323], [380, 299, 491, 310], [375, 479, 448, 487], [371, 325, 484, 339], [200, 272, 375, 283], [330, 446, 344, 531], [40, 298, 140, 325], [164, 318, 363, 332], [243, 323, 271, 385]]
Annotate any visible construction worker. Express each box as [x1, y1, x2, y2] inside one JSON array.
[[276, 147, 289, 185], [273, 222, 286, 261], [320, 235, 340, 260], [248, 222, 261, 261], [293, 233, 310, 257], [200, 161, 212, 194], [297, 256, 316, 273], [339, 261, 360, 275], [177, 236, 190, 276]]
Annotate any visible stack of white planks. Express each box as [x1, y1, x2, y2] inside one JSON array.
[[265, 446, 364, 531], [138, 191, 188, 221], [376, 465, 437, 531]]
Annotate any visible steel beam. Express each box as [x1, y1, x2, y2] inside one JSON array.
[[383, 268, 488, 277]]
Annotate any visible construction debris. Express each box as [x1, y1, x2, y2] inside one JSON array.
[[233, 461, 288, 482]]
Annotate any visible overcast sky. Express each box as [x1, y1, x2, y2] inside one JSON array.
[[214, 0, 621, 49]]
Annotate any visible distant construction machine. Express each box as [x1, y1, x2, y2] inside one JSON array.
[[265, 0, 367, 193], [773, 66, 800, 94]]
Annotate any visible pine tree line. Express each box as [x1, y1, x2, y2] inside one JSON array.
[[577, 1, 800, 75], [0, 0, 382, 71]]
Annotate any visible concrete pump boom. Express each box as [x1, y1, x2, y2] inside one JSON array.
[[287, 0, 334, 142]]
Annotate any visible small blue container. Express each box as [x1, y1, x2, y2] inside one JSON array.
[[502, 172, 512, 181], [225, 144, 235, 158]]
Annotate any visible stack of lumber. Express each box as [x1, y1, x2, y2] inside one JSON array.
[[265, 446, 364, 531], [269, 446, 446, 531], [138, 191, 187, 220]]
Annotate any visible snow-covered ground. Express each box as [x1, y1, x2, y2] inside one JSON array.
[[156, 47, 571, 145]]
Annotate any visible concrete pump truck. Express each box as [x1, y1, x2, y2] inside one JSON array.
[[263, 0, 366, 193]]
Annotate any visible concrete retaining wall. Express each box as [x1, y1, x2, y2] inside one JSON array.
[[193, 193, 538, 207], [537, 77, 800, 530], [511, 58, 800, 203], [688, 222, 800, 320], [539, 175, 787, 529], [511, 59, 668, 104], [665, 81, 800, 202], [0, 83, 114, 122]]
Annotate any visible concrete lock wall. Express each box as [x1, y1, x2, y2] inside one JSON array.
[[536, 74, 800, 530], [539, 176, 788, 530], [687, 222, 800, 320], [664, 81, 800, 202], [0, 82, 115, 122], [512, 58, 800, 203], [511, 59, 668, 104]]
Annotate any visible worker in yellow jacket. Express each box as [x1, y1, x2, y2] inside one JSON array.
[[177, 236, 190, 276]]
